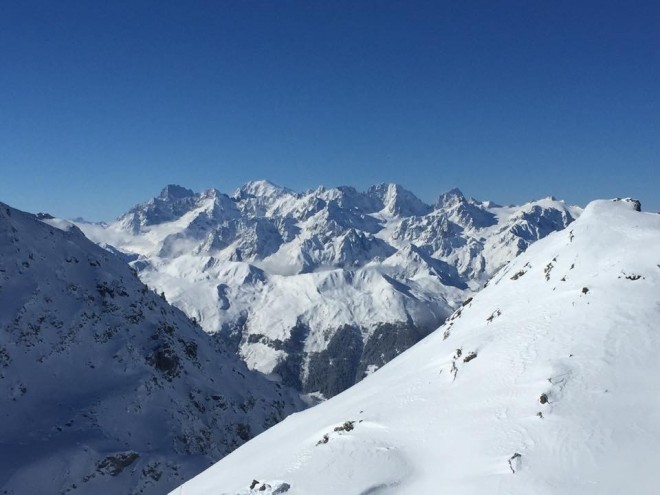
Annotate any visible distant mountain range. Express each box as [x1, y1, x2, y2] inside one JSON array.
[[77, 181, 579, 398]]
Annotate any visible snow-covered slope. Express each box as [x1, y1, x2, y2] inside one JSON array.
[[0, 203, 303, 495], [78, 182, 579, 397], [172, 198, 660, 495]]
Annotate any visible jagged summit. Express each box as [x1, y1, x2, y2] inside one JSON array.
[[172, 199, 660, 494], [367, 183, 431, 217], [78, 183, 580, 398], [159, 184, 195, 201], [436, 187, 465, 208], [233, 179, 293, 199]]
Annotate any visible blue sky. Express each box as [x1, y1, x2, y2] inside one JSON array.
[[1, 0, 658, 220]]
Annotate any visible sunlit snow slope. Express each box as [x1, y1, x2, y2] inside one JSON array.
[[0, 202, 303, 495], [172, 198, 660, 495]]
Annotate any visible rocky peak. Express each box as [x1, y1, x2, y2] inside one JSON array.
[[234, 180, 293, 200], [436, 187, 466, 209], [368, 183, 431, 217], [436, 188, 497, 230], [159, 184, 195, 201]]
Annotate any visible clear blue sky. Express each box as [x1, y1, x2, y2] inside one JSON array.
[[1, 0, 658, 220]]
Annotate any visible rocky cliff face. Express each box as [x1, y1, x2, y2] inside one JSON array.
[[0, 202, 303, 495], [78, 182, 579, 398]]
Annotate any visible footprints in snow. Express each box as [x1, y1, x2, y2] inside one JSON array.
[[508, 364, 574, 474]]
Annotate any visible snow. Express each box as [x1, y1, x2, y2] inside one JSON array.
[[172, 198, 660, 495], [0, 201, 304, 495], [73, 181, 579, 400], [38, 216, 77, 232], [75, 182, 578, 396]]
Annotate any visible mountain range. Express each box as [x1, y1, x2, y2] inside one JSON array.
[[3, 185, 655, 495], [78, 181, 580, 398]]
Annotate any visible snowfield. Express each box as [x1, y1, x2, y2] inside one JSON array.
[[171, 198, 660, 495]]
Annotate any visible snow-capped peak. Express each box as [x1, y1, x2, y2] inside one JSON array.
[[436, 187, 466, 209], [159, 184, 196, 201], [233, 180, 294, 200], [367, 183, 431, 217]]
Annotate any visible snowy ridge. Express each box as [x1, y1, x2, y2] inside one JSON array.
[[78, 182, 579, 397], [0, 202, 304, 495], [172, 198, 660, 495]]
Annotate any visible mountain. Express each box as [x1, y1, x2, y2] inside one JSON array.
[[77, 182, 579, 398], [0, 202, 303, 495], [171, 198, 660, 495]]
